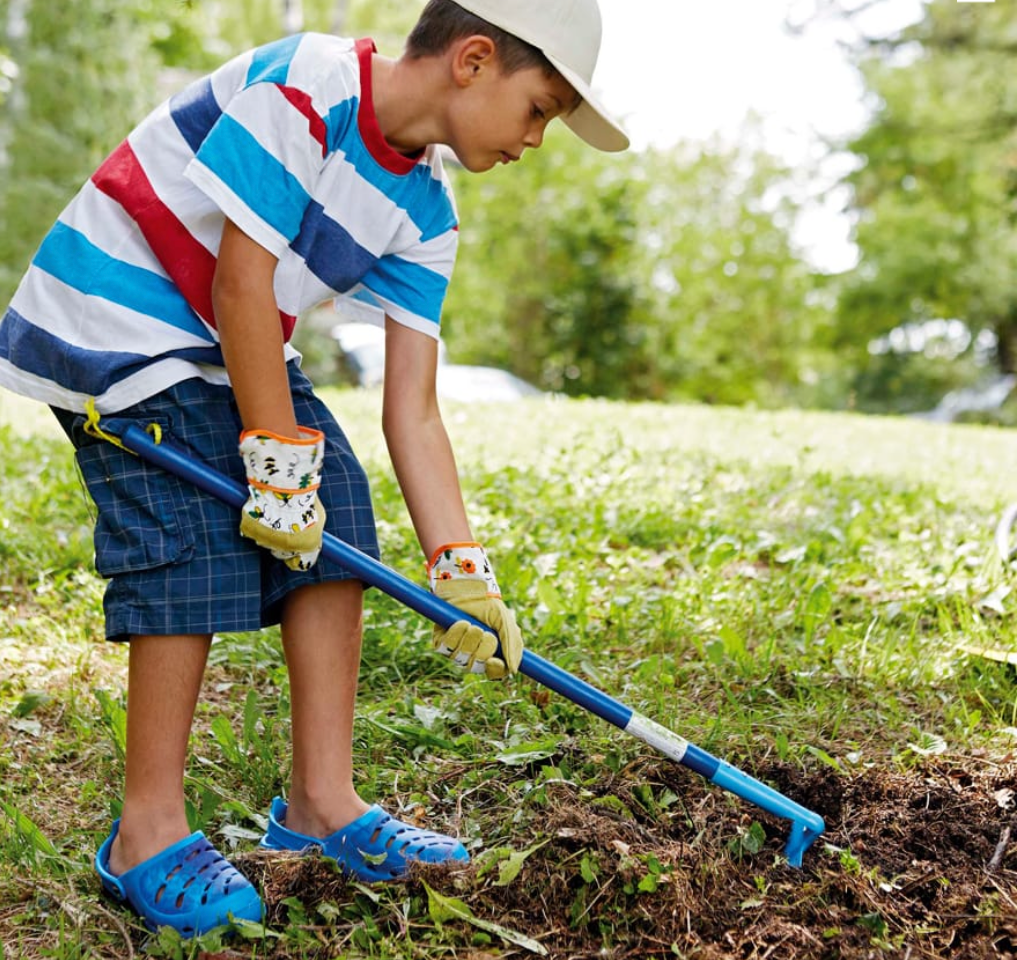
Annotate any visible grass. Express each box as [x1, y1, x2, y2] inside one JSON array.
[[1, 385, 1016, 958]]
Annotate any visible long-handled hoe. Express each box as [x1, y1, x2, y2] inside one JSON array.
[[114, 423, 825, 867]]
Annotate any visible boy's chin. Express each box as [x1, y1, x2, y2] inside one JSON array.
[[453, 151, 501, 174]]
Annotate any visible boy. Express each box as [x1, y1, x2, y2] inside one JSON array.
[[0, 0, 627, 936]]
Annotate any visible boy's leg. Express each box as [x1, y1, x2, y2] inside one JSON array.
[[264, 577, 470, 878], [108, 633, 212, 875], [278, 580, 371, 836]]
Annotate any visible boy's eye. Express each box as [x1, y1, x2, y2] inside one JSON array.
[[531, 105, 546, 120]]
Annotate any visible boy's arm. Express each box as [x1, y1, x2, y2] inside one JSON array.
[[213, 219, 298, 436], [381, 317, 472, 556], [213, 219, 323, 570], [382, 319, 523, 679]]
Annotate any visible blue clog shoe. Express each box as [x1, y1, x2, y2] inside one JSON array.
[[260, 797, 469, 882], [95, 819, 263, 936]]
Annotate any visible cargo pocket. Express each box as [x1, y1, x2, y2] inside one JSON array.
[[74, 418, 193, 577]]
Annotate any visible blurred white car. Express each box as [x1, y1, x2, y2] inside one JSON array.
[[332, 322, 541, 401], [913, 374, 1016, 424], [332, 322, 387, 388]]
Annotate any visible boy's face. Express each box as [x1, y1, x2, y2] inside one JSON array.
[[448, 53, 577, 173]]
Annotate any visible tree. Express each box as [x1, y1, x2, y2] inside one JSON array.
[[444, 127, 649, 398], [835, 1, 1017, 405], [445, 123, 826, 405], [634, 134, 829, 406], [0, 0, 163, 301]]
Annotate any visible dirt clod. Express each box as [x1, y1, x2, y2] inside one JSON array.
[[238, 756, 1017, 958]]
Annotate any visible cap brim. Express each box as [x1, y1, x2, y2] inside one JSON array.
[[547, 55, 630, 153], [564, 101, 630, 153]]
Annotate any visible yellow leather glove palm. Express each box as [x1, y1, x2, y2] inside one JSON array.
[[428, 543, 523, 681], [433, 578, 523, 680]]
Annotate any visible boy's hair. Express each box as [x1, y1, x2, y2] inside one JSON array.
[[406, 0, 557, 76]]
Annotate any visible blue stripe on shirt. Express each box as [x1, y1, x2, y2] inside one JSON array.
[[291, 202, 376, 291], [326, 103, 457, 244], [195, 114, 310, 242], [246, 33, 302, 85], [361, 256, 447, 325], [34, 224, 216, 343], [169, 76, 222, 154], [0, 307, 224, 397], [324, 98, 357, 154]]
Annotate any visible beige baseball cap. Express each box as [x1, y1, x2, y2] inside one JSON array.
[[452, 0, 629, 152]]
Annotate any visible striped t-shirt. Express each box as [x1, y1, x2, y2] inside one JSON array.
[[0, 34, 458, 413]]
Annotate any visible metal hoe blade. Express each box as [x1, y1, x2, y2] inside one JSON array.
[[118, 424, 826, 866]]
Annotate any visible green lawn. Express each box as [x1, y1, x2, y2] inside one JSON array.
[[2, 385, 1015, 958]]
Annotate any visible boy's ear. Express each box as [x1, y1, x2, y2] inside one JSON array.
[[451, 35, 498, 87]]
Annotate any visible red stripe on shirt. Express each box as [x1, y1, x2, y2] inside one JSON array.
[[92, 140, 218, 326], [91, 139, 297, 341], [277, 85, 328, 158]]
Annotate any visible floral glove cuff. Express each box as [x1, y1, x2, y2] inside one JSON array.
[[427, 542, 501, 596], [238, 427, 325, 571]]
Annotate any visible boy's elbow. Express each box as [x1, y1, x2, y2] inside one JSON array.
[[382, 398, 416, 445], [211, 257, 249, 316], [383, 385, 441, 444]]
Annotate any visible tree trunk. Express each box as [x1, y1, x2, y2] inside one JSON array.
[[282, 0, 304, 34], [994, 316, 1017, 375], [331, 0, 349, 34]]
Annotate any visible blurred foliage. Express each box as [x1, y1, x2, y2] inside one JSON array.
[[444, 128, 648, 399], [343, 0, 422, 51], [850, 349, 983, 417], [2, 0, 1012, 415], [835, 0, 1017, 409], [447, 123, 828, 404], [632, 133, 831, 407], [0, 0, 161, 298]]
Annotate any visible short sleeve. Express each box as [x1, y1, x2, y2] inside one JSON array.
[[184, 80, 331, 257], [355, 225, 458, 338]]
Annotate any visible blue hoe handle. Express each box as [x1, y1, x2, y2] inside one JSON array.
[[119, 424, 825, 866]]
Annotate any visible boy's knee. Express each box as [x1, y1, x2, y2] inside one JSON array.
[[282, 579, 366, 621]]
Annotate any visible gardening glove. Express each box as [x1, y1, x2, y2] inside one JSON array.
[[239, 427, 326, 571], [427, 542, 523, 680]]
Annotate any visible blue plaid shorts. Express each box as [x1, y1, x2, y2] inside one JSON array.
[[53, 365, 380, 642]]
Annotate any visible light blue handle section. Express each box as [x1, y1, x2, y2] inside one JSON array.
[[119, 424, 825, 865], [711, 759, 826, 868]]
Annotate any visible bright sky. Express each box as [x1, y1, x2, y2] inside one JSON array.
[[591, 0, 925, 272]]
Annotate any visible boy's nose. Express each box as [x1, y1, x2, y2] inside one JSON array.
[[522, 126, 545, 150]]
